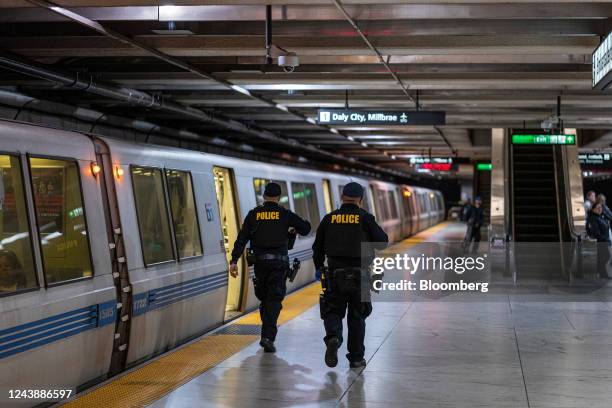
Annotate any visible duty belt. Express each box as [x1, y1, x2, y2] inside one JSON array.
[[256, 254, 289, 262]]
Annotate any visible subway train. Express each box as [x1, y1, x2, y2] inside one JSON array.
[[0, 119, 444, 397]]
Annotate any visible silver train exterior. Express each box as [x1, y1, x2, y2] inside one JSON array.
[[0, 120, 445, 401]]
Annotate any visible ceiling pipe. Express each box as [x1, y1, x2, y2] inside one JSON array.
[[0, 88, 378, 176], [0, 53, 407, 178], [24, 0, 393, 169], [331, 0, 454, 153]]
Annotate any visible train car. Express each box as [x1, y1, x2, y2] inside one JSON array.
[[369, 180, 403, 243], [0, 119, 445, 401], [0, 121, 117, 393]]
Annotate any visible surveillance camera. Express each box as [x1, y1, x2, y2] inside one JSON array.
[[278, 52, 299, 73], [540, 120, 554, 130]]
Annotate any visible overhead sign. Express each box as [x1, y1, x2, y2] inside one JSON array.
[[512, 134, 575, 145], [476, 163, 493, 171], [317, 109, 446, 126], [579, 152, 612, 167], [593, 33, 612, 90], [419, 163, 453, 172], [409, 157, 453, 165]]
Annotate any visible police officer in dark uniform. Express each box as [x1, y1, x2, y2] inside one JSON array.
[[229, 182, 311, 352], [312, 182, 388, 368]]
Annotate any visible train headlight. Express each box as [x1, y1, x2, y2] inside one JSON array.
[[115, 166, 124, 179], [90, 162, 101, 177]]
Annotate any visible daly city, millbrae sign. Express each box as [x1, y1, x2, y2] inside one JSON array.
[[317, 109, 446, 126]]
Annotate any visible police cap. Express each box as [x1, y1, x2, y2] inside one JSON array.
[[264, 182, 282, 197], [342, 182, 364, 198]]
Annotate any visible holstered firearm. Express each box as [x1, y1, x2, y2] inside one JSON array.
[[287, 258, 301, 282], [246, 248, 256, 266], [370, 272, 384, 294]]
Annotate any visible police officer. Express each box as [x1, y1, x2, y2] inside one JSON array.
[[229, 182, 311, 352], [312, 182, 388, 368]]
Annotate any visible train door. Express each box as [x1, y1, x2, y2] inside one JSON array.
[[212, 166, 244, 320], [322, 179, 333, 213], [401, 188, 413, 238]]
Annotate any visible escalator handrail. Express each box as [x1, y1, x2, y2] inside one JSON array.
[[559, 146, 584, 242]]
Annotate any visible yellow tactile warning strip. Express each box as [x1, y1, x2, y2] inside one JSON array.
[[63, 223, 453, 408], [62, 334, 258, 408], [387, 221, 453, 253], [62, 283, 321, 408]]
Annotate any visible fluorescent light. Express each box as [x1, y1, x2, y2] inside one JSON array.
[[230, 84, 251, 96], [159, 5, 179, 19], [361, 142, 368, 147], [330, 128, 340, 134], [391, 155, 397, 160], [306, 117, 317, 124], [276, 104, 289, 112], [347, 136, 355, 141]]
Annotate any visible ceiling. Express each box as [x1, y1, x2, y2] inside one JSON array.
[[1, 1, 611, 178]]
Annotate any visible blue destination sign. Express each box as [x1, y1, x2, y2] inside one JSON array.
[[317, 109, 446, 126]]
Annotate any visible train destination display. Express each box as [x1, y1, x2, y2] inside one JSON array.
[[317, 109, 446, 126]]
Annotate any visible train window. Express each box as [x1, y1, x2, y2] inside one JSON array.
[[375, 188, 389, 220], [253, 178, 290, 208], [165, 170, 203, 259], [131, 166, 175, 265], [29, 157, 93, 285], [291, 182, 320, 233], [387, 190, 399, 219], [417, 194, 424, 212], [0, 155, 37, 295]]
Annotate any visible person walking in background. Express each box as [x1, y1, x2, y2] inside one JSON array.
[[596, 194, 612, 238], [463, 197, 483, 253], [587, 202, 611, 279], [585, 190, 597, 212], [461, 198, 473, 222]]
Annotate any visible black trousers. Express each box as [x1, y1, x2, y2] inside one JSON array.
[[463, 225, 481, 252], [320, 270, 372, 362], [597, 242, 610, 279], [253, 260, 287, 341]]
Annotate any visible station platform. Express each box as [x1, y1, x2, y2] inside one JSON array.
[[62, 222, 612, 408]]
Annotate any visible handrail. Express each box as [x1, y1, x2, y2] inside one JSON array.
[[559, 146, 585, 242]]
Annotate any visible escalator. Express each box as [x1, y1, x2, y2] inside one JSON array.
[[511, 144, 565, 280]]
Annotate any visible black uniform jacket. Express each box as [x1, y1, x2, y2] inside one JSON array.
[[312, 203, 388, 269], [588, 211, 611, 243], [230, 201, 311, 264]]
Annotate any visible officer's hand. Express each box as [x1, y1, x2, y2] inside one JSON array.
[[229, 262, 239, 278], [315, 268, 322, 281]]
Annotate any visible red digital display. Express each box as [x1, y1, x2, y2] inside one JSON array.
[[419, 163, 452, 171]]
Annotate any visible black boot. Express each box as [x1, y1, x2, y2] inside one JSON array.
[[349, 359, 367, 368], [259, 338, 276, 353], [325, 337, 340, 368]]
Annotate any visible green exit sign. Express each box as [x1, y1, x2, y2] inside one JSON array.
[[512, 134, 575, 145], [476, 163, 492, 171]]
